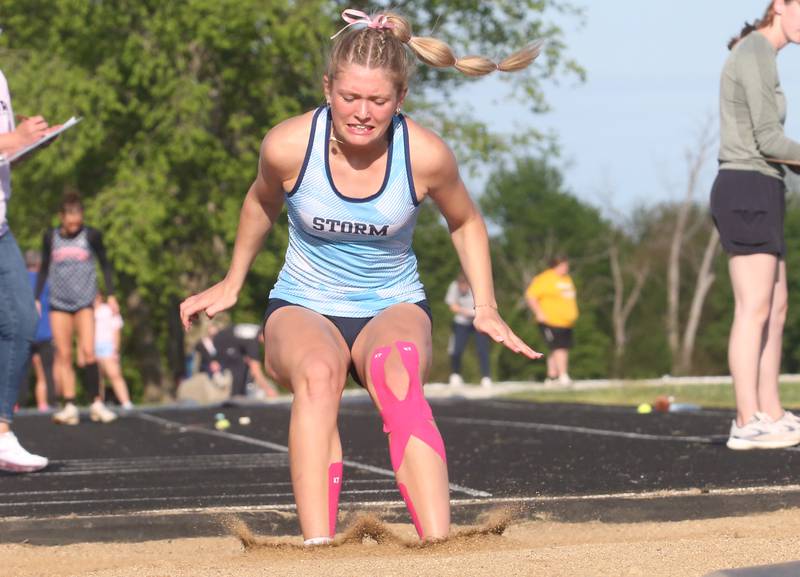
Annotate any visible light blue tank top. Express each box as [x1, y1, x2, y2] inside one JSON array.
[[269, 106, 426, 317]]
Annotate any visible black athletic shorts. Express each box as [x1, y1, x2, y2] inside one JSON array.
[[538, 323, 573, 350], [49, 304, 93, 314], [710, 169, 785, 256], [263, 298, 433, 386]]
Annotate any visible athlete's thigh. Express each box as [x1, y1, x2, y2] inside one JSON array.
[[263, 306, 351, 392], [73, 308, 95, 357], [99, 357, 121, 380], [772, 259, 788, 309], [351, 303, 432, 403], [729, 253, 778, 308], [49, 311, 75, 357]]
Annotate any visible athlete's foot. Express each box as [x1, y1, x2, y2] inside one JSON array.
[[90, 401, 118, 423], [53, 403, 79, 426], [0, 432, 48, 473]]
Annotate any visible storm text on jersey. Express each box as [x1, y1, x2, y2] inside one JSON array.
[[311, 217, 389, 236]]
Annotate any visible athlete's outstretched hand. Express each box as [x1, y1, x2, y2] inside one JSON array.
[[180, 280, 238, 330], [473, 307, 542, 360]]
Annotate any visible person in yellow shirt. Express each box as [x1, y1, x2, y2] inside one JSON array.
[[525, 256, 578, 386]]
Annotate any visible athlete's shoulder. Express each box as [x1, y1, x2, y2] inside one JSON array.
[[403, 116, 457, 177], [83, 225, 102, 240], [403, 116, 453, 160], [261, 109, 321, 177], [734, 32, 774, 66]]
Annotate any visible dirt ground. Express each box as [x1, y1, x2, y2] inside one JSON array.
[[4, 508, 800, 577]]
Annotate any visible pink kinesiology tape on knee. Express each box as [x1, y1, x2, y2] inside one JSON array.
[[328, 462, 343, 538], [370, 341, 447, 471], [371, 342, 447, 538]]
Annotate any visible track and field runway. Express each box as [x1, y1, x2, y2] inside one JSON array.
[[3, 391, 800, 544]]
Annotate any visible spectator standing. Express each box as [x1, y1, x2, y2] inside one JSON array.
[[37, 192, 118, 425], [0, 62, 55, 472], [94, 293, 133, 410], [17, 250, 56, 411], [526, 256, 578, 386], [445, 272, 491, 388]]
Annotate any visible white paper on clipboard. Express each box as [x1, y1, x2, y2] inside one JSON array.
[[7, 116, 82, 162]]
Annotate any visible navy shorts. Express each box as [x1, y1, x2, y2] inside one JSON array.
[[263, 298, 432, 386], [710, 169, 785, 256], [538, 323, 573, 350]]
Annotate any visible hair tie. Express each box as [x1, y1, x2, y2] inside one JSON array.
[[331, 9, 395, 39]]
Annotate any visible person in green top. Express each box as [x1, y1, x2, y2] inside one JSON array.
[[711, 0, 800, 450]]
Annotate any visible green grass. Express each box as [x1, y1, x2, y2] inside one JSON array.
[[506, 382, 800, 409]]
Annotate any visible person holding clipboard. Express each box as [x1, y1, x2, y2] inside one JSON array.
[[0, 65, 61, 472], [711, 0, 800, 450]]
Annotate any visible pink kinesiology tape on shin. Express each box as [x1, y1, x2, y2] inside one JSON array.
[[328, 462, 343, 538], [370, 342, 447, 537]]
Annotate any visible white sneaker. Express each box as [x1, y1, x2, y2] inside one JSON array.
[[448, 373, 464, 387], [90, 401, 118, 423], [558, 374, 573, 386], [779, 410, 800, 429], [0, 432, 48, 473], [53, 403, 79, 425], [480, 377, 493, 388], [726, 413, 800, 450]]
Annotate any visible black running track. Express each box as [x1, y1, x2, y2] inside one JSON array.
[[3, 396, 800, 543]]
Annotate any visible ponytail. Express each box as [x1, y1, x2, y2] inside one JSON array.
[[327, 10, 541, 89], [386, 13, 541, 78]]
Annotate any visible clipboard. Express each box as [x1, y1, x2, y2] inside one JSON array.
[[7, 116, 82, 162]]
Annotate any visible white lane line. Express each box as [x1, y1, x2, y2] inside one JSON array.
[[3, 479, 399, 498], [135, 412, 491, 498], [0, 488, 404, 509], [431, 415, 719, 444], [37, 453, 287, 468]]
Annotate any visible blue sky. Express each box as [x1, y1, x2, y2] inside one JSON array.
[[461, 1, 800, 214]]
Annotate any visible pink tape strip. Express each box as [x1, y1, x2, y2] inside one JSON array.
[[398, 482, 423, 538], [370, 342, 446, 539], [328, 461, 343, 538], [370, 341, 446, 470]]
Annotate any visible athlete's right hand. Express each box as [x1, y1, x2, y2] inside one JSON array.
[[179, 280, 238, 330], [14, 116, 50, 148]]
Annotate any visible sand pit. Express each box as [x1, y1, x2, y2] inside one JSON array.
[[4, 508, 800, 577]]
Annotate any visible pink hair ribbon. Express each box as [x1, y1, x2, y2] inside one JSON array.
[[331, 9, 395, 39]]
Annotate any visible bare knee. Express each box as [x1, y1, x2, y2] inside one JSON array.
[[734, 299, 772, 326], [54, 345, 72, 365], [772, 298, 788, 328], [78, 344, 96, 366], [292, 356, 345, 409]]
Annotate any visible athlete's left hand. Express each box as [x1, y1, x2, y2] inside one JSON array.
[[473, 307, 542, 360]]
